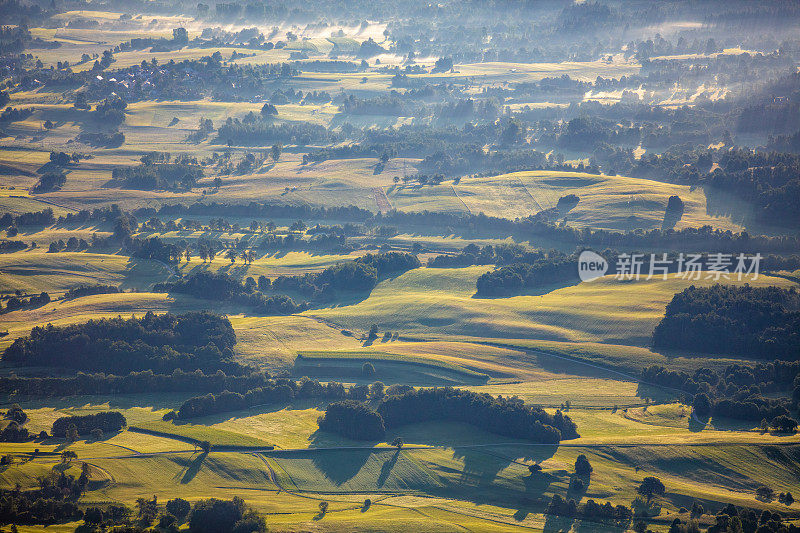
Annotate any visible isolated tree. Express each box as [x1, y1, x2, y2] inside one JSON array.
[[318, 501, 328, 515], [638, 476, 666, 502], [226, 248, 237, 263], [528, 463, 542, 474], [575, 454, 593, 476], [756, 486, 775, 501], [271, 143, 282, 162], [391, 437, 404, 449], [61, 450, 77, 464], [166, 498, 191, 521]]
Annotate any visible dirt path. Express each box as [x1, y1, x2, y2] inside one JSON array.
[[373, 187, 392, 213]]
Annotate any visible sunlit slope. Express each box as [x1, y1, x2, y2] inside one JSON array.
[[0, 252, 170, 295], [307, 266, 795, 347], [447, 170, 742, 232]]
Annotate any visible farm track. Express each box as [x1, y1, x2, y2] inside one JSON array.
[[373, 187, 392, 213]]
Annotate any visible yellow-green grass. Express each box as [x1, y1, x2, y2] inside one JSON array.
[[449, 170, 742, 232], [465, 378, 656, 408], [306, 266, 796, 350], [358, 340, 551, 381], [173, 250, 358, 278], [475, 338, 759, 374], [133, 419, 272, 447], [0, 251, 170, 296], [296, 350, 491, 382], [230, 315, 363, 370]]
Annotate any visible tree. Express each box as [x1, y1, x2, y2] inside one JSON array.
[[391, 437, 404, 449], [189, 498, 246, 533], [528, 463, 542, 474], [90, 428, 103, 441], [638, 476, 666, 501], [692, 393, 711, 419], [318, 501, 328, 515], [66, 424, 79, 442], [785, 492, 794, 506], [756, 486, 775, 501], [575, 454, 593, 476], [368, 324, 379, 341], [271, 143, 282, 162], [166, 498, 191, 521], [770, 415, 798, 433], [173, 27, 189, 45], [369, 381, 385, 399], [61, 450, 77, 464]]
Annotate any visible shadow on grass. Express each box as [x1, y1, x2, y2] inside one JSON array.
[[180, 451, 207, 483]]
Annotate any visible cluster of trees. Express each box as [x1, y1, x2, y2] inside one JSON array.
[[155, 271, 308, 315], [51, 411, 127, 437], [111, 159, 203, 191], [705, 150, 800, 227], [642, 359, 799, 427], [216, 117, 330, 146], [317, 400, 387, 440], [2, 311, 242, 374], [0, 472, 87, 525], [122, 200, 800, 255], [377, 387, 578, 442], [64, 284, 120, 299], [546, 494, 632, 526], [1, 291, 50, 313], [0, 208, 55, 228], [0, 240, 26, 253], [173, 378, 396, 419], [428, 243, 543, 268], [475, 254, 577, 297], [176, 386, 293, 419], [652, 285, 800, 359], [0, 369, 286, 398], [270, 252, 420, 300], [318, 387, 578, 443], [32, 172, 66, 192]]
